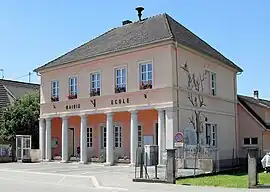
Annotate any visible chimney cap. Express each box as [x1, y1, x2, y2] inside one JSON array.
[[253, 90, 259, 99], [135, 6, 144, 21], [136, 6, 144, 12]]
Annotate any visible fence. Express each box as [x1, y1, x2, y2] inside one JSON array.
[[0, 141, 14, 163], [175, 145, 266, 173]]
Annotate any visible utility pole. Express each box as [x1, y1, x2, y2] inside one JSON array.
[[0, 69, 4, 79]]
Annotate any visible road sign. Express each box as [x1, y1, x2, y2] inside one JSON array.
[[174, 132, 184, 143]]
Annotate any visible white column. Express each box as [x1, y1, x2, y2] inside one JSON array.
[[61, 116, 69, 162], [130, 110, 138, 165], [45, 118, 52, 161], [80, 114, 87, 164], [39, 118, 45, 160], [158, 109, 165, 165], [105, 112, 114, 165], [165, 108, 176, 149]]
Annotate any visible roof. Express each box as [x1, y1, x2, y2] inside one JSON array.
[[0, 79, 40, 109], [34, 13, 243, 72], [238, 95, 270, 129], [238, 95, 270, 109]]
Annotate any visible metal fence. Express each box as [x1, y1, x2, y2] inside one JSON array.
[[175, 145, 266, 173]]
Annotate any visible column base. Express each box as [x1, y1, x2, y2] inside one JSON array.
[[158, 164, 166, 168], [44, 159, 52, 162], [60, 160, 68, 163], [79, 161, 88, 164], [104, 162, 114, 166], [129, 163, 136, 167]]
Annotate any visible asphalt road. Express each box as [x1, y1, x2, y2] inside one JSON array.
[[0, 163, 268, 192]]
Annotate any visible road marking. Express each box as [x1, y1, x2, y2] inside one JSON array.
[[0, 168, 129, 191], [56, 175, 66, 185]]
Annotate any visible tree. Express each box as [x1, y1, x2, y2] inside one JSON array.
[[0, 91, 40, 148], [181, 61, 207, 145]]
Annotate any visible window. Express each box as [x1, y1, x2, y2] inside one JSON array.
[[115, 67, 126, 93], [210, 72, 216, 96], [51, 80, 59, 102], [68, 76, 78, 99], [100, 126, 106, 148], [139, 63, 152, 90], [244, 137, 258, 145], [205, 123, 217, 147], [90, 72, 101, 97], [87, 128, 93, 147], [114, 126, 122, 148], [138, 125, 142, 147]]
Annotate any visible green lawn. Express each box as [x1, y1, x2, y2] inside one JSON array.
[[177, 172, 270, 188]]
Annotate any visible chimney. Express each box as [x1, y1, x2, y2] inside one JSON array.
[[122, 20, 132, 26], [135, 6, 144, 21], [253, 90, 259, 99]]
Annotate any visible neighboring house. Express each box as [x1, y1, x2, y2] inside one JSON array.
[[237, 91, 270, 159], [0, 79, 40, 110], [34, 8, 242, 169]]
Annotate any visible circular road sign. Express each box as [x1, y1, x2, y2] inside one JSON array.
[[175, 132, 184, 143]]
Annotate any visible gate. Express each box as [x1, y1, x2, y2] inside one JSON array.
[[16, 135, 31, 161]]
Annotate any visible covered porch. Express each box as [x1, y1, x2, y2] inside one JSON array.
[[39, 107, 176, 165]]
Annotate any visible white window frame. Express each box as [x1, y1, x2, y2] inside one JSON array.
[[69, 76, 78, 96], [244, 137, 258, 146], [138, 125, 143, 147], [139, 62, 153, 85], [90, 71, 101, 94], [87, 127, 93, 148], [114, 125, 122, 148], [51, 80, 59, 98], [205, 123, 217, 147], [115, 67, 127, 89], [210, 72, 216, 96]]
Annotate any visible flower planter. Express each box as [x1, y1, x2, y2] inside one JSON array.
[[68, 94, 77, 100], [51, 97, 59, 102]]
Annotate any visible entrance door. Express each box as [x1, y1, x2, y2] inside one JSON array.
[[16, 137, 22, 160], [68, 128, 75, 157]]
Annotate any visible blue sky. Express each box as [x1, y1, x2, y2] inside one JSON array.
[[1, 1, 269, 98]]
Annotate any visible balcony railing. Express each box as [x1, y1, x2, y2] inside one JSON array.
[[90, 88, 100, 97], [139, 81, 152, 90], [68, 94, 77, 100], [51, 96, 59, 102], [115, 86, 126, 93]]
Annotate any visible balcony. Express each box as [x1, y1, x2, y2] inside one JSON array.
[[90, 88, 100, 97], [139, 81, 152, 90], [51, 96, 59, 102], [68, 94, 77, 100], [115, 86, 126, 94]]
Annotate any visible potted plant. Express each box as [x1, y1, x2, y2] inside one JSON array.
[[51, 96, 59, 102]]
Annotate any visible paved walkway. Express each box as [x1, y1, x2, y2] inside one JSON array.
[[0, 162, 268, 192]]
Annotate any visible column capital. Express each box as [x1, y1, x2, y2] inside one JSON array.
[[80, 113, 88, 119], [105, 112, 114, 117], [38, 117, 45, 121], [61, 116, 69, 121], [129, 110, 138, 115], [45, 117, 52, 121], [156, 108, 165, 112]]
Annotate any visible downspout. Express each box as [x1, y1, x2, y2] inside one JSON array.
[[234, 74, 238, 160], [175, 41, 180, 132]]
